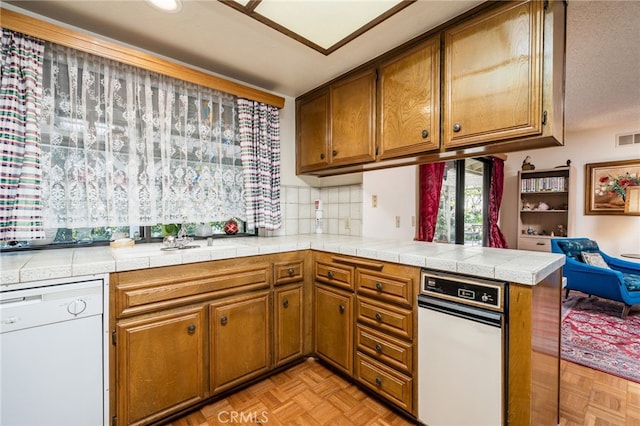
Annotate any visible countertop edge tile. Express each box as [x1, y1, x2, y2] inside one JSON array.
[[1, 235, 566, 286]]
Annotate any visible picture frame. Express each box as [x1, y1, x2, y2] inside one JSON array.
[[585, 159, 640, 215]]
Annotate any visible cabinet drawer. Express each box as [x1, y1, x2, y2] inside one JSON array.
[[357, 270, 412, 307], [518, 236, 551, 252], [356, 324, 412, 374], [314, 261, 354, 290], [355, 352, 413, 413], [114, 260, 270, 318], [356, 297, 412, 340], [274, 259, 304, 286]]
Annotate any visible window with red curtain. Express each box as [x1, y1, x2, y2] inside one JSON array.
[[416, 157, 507, 248]]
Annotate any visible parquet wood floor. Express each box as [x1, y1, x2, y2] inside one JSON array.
[[559, 360, 640, 426], [168, 358, 639, 426], [168, 358, 414, 426]]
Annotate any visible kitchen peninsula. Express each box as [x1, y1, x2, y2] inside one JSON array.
[[1, 235, 564, 425]]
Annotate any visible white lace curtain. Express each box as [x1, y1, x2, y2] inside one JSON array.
[[0, 29, 45, 241], [40, 42, 245, 228]]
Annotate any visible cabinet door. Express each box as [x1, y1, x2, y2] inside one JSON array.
[[297, 90, 330, 173], [330, 67, 377, 167], [314, 284, 353, 375], [378, 37, 440, 159], [116, 307, 205, 426], [210, 290, 271, 393], [443, 0, 544, 148], [274, 284, 304, 366]]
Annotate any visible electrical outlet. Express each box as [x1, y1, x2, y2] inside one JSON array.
[[372, 195, 377, 208], [395, 216, 400, 228], [344, 217, 351, 230]]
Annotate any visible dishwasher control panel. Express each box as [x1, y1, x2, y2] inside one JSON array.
[[421, 270, 504, 312]]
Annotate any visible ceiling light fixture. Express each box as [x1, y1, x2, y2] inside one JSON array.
[[146, 0, 182, 13]]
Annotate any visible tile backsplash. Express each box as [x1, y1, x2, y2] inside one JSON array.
[[261, 184, 362, 237]]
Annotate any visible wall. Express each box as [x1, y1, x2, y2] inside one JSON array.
[[501, 123, 640, 256], [362, 166, 417, 240]]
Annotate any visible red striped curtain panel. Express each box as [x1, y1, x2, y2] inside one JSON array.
[[0, 29, 45, 241], [238, 99, 281, 231]]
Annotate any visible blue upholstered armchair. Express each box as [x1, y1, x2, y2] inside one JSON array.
[[551, 238, 640, 318]]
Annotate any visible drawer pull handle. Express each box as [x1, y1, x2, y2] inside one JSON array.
[[536, 242, 545, 246], [375, 313, 383, 321], [375, 377, 383, 386], [339, 304, 345, 314], [327, 270, 334, 279], [375, 344, 383, 354], [375, 281, 383, 291], [453, 123, 462, 132], [187, 324, 196, 335], [220, 315, 228, 325], [320, 153, 325, 160], [332, 150, 338, 157], [283, 299, 289, 308], [421, 129, 429, 138], [287, 268, 295, 276]]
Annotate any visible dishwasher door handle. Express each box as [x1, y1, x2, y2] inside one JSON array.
[[418, 295, 503, 328]]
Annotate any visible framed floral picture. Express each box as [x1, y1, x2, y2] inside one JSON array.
[[585, 159, 640, 215]]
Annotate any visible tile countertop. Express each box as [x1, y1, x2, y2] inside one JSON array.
[[0, 234, 565, 288]]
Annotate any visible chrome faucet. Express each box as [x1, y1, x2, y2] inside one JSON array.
[[162, 223, 194, 249]]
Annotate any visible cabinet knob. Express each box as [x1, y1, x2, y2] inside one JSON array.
[[375, 377, 383, 386], [375, 344, 383, 354], [283, 299, 289, 308], [320, 153, 325, 160], [375, 281, 383, 291], [339, 304, 345, 314], [421, 129, 429, 138], [287, 268, 295, 277], [187, 324, 196, 335], [375, 313, 383, 321], [220, 315, 228, 325], [453, 123, 462, 133], [332, 150, 338, 157], [327, 270, 334, 279]]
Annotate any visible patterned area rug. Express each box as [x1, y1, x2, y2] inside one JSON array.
[[562, 293, 640, 383]]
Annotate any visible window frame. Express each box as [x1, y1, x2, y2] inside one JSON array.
[[441, 157, 492, 246]]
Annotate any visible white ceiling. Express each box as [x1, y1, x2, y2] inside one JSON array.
[[4, 0, 640, 133]]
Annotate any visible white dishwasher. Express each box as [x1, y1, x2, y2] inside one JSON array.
[[1, 275, 108, 426], [418, 270, 506, 426]]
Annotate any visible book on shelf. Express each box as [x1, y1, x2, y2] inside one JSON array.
[[520, 176, 567, 193]]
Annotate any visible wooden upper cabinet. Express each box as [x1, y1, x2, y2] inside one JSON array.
[[329, 67, 377, 167], [297, 90, 329, 173], [378, 37, 440, 159], [296, 66, 376, 174], [443, 0, 545, 148]]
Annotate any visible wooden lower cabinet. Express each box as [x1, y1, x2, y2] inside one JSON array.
[[116, 306, 206, 426], [274, 283, 304, 366], [209, 290, 271, 393], [314, 283, 354, 375], [112, 251, 423, 424]]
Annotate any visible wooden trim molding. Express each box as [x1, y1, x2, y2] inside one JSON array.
[[0, 8, 285, 108], [219, 0, 416, 56]]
